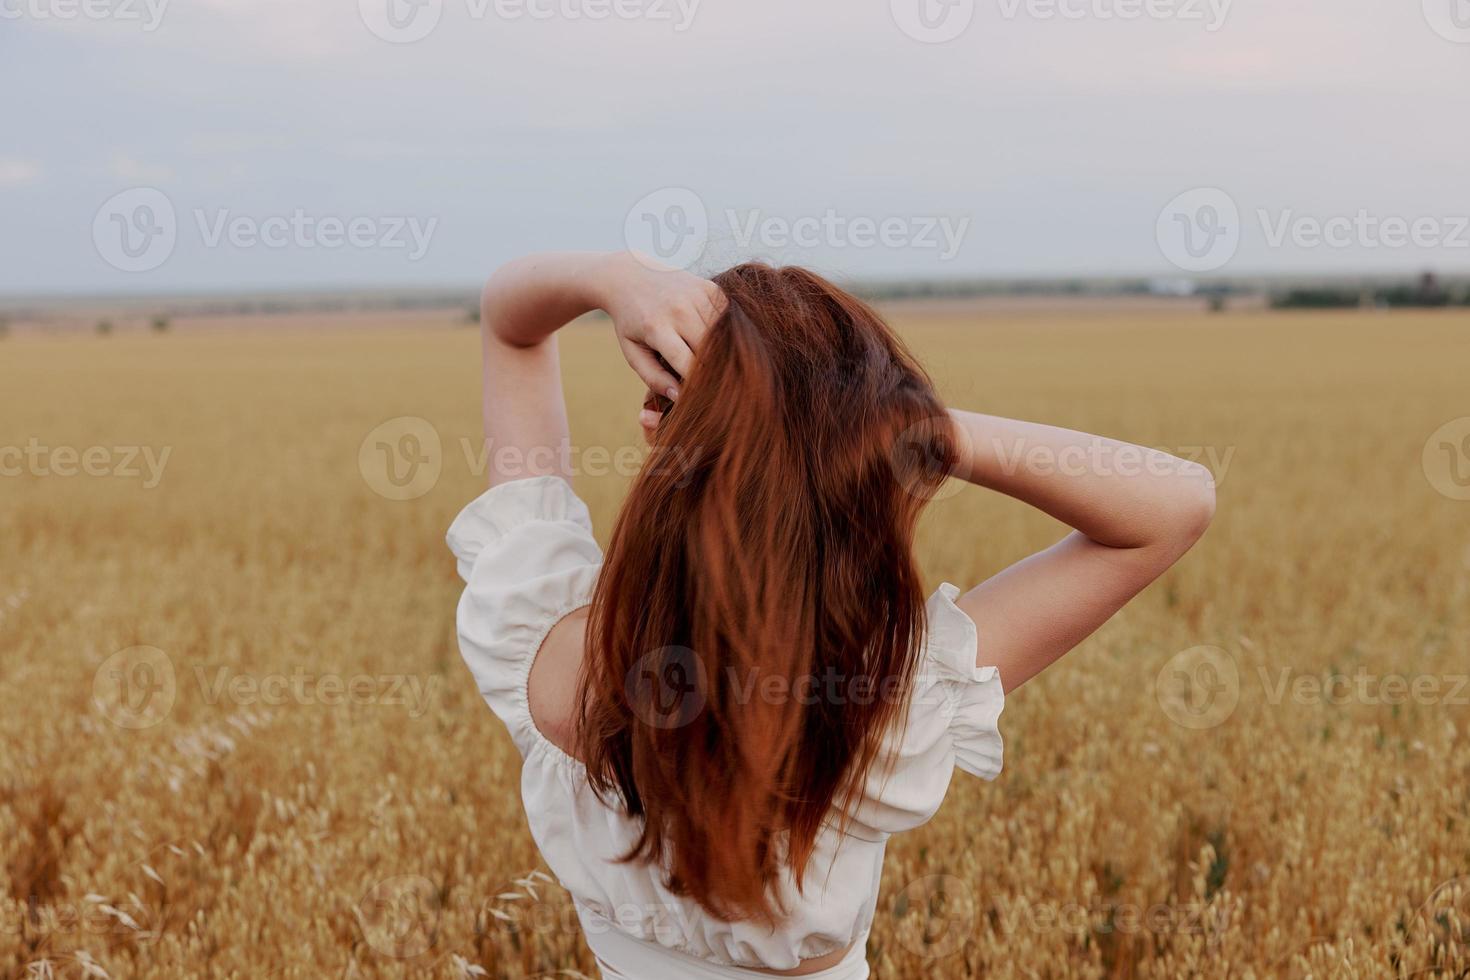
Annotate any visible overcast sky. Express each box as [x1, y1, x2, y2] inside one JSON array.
[[3, 0, 1468, 294]]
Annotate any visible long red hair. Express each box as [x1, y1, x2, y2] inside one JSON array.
[[575, 263, 957, 922]]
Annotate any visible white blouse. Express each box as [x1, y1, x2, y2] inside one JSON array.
[[448, 476, 1005, 975]]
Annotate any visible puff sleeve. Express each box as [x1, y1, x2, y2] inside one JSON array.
[[846, 583, 1006, 839], [446, 476, 603, 758]]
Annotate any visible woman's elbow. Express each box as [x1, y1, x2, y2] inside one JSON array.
[[1170, 460, 1218, 545]]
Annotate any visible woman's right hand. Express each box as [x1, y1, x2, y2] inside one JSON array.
[[594, 251, 727, 399]]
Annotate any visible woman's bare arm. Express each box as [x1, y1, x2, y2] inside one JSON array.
[[947, 409, 1216, 692]]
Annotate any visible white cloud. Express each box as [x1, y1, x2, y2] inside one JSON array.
[[0, 158, 42, 186], [107, 153, 176, 183]]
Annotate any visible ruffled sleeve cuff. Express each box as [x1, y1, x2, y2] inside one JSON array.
[[447, 476, 602, 759], [843, 584, 1008, 840], [447, 476, 595, 582], [924, 583, 1006, 781]]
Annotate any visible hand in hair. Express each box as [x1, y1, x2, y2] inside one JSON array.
[[596, 251, 727, 399], [476, 250, 724, 488]]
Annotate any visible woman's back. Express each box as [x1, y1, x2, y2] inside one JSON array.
[[448, 475, 1005, 976]]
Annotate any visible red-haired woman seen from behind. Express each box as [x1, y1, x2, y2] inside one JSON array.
[[447, 252, 1215, 978]]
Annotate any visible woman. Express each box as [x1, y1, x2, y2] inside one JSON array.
[[448, 252, 1215, 979]]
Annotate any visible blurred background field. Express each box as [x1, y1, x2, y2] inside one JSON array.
[[1, 304, 1468, 978]]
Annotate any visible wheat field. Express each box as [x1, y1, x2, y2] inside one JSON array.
[[2, 307, 1468, 979]]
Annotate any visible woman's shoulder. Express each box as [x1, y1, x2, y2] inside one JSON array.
[[527, 606, 592, 760]]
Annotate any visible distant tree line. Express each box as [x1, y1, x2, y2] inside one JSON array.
[[1272, 273, 1470, 310]]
